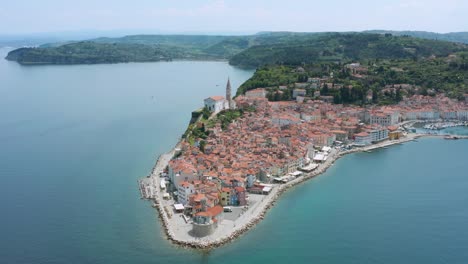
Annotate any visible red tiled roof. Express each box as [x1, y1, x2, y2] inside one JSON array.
[[209, 96, 225, 101]]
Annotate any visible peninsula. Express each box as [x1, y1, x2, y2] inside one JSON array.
[[139, 77, 468, 249]]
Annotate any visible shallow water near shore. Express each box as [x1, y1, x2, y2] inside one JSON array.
[[2, 47, 468, 264]]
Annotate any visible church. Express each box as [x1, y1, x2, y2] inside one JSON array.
[[203, 78, 235, 114]]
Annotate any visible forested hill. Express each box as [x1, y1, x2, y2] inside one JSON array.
[[4, 42, 197, 65], [364, 30, 468, 44], [5, 32, 328, 65], [228, 33, 468, 68], [5, 31, 468, 65]]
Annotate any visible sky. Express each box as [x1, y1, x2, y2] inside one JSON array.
[[0, 0, 467, 36]]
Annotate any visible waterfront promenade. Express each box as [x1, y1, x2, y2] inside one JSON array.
[[138, 129, 468, 249]]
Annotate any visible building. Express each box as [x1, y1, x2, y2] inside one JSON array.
[[168, 159, 198, 190], [354, 132, 372, 146], [192, 205, 224, 237], [441, 111, 457, 120], [293, 88, 307, 99], [177, 181, 195, 205], [331, 130, 348, 142], [220, 187, 232, 206], [203, 78, 234, 113], [204, 96, 226, 113], [369, 127, 389, 142], [457, 110, 468, 120], [234, 186, 247, 206], [245, 88, 267, 98], [367, 111, 399, 126], [388, 126, 403, 140]]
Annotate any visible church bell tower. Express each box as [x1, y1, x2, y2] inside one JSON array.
[[226, 77, 233, 109]]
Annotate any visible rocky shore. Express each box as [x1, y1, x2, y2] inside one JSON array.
[[143, 132, 467, 250]]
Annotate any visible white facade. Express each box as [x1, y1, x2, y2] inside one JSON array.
[[370, 128, 389, 142], [354, 133, 372, 146], [177, 182, 195, 205], [204, 96, 226, 113], [457, 110, 468, 120], [368, 111, 399, 126], [293, 89, 307, 99], [441, 111, 457, 119], [246, 174, 256, 188]]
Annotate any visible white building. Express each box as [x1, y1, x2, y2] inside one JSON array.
[[457, 110, 468, 120], [177, 181, 195, 205], [168, 160, 199, 190], [441, 111, 457, 120], [370, 128, 389, 142], [367, 111, 399, 126], [204, 96, 226, 113], [293, 89, 307, 99]]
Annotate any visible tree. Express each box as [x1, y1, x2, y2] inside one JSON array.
[[372, 89, 379, 103], [321, 83, 329, 95], [274, 92, 281, 101], [199, 140, 206, 153], [396, 88, 403, 102]]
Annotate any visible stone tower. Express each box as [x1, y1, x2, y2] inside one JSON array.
[[226, 77, 232, 109]]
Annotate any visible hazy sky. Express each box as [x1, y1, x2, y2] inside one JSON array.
[[1, 0, 467, 35]]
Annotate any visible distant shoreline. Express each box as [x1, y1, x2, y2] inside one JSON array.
[[4, 57, 229, 66]]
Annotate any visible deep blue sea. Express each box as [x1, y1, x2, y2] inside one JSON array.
[[1, 47, 468, 264]]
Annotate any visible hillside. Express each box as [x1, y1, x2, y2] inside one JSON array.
[[5, 42, 196, 65], [236, 51, 468, 102], [5, 32, 468, 66], [229, 33, 468, 68], [365, 30, 468, 44]]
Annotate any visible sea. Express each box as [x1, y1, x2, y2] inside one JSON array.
[[1, 47, 468, 264]]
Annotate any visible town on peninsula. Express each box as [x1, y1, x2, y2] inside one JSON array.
[[139, 64, 468, 249]]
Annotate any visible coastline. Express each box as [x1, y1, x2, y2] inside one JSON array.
[[141, 131, 468, 250]]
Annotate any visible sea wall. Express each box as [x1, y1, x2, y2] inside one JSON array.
[[144, 133, 467, 250]]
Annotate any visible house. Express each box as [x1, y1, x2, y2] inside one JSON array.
[[168, 159, 198, 190], [388, 126, 403, 140], [177, 181, 195, 205], [293, 89, 307, 99], [220, 187, 232, 206], [331, 130, 348, 142], [234, 186, 247, 206]]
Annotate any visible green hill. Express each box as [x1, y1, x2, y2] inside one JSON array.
[[229, 33, 468, 68], [5, 42, 195, 65], [5, 32, 468, 66], [364, 30, 468, 44]]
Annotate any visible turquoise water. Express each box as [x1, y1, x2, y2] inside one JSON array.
[[2, 47, 468, 264]]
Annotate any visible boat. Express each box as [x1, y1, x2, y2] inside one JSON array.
[[444, 135, 459, 140]]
